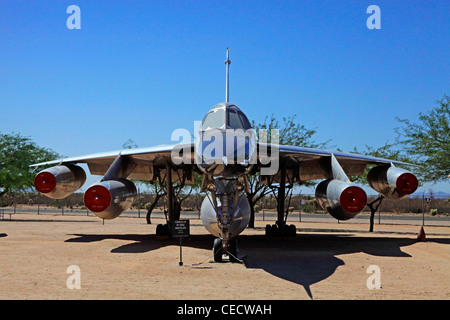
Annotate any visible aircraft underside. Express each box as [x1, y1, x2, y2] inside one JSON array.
[[31, 49, 419, 263], [33, 153, 418, 263]]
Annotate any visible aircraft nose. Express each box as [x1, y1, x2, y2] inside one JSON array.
[[195, 129, 256, 177], [199, 130, 254, 163]]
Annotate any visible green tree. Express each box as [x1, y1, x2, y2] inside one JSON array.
[[350, 141, 420, 232], [350, 141, 414, 185], [246, 114, 330, 227], [254, 114, 330, 148], [395, 94, 450, 182], [0, 132, 60, 197]]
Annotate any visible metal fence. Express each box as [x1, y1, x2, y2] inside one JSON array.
[[1, 191, 449, 226]]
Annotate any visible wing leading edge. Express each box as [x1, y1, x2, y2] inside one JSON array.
[[257, 143, 417, 182], [30, 144, 195, 180], [31, 142, 416, 182]]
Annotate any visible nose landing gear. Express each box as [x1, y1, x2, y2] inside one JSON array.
[[201, 176, 249, 263], [213, 237, 241, 263]]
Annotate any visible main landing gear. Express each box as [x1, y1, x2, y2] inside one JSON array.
[[263, 157, 298, 240], [265, 222, 297, 239], [155, 223, 171, 239]]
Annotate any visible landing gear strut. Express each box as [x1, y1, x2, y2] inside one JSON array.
[[205, 178, 247, 263], [213, 237, 240, 263], [154, 161, 184, 239], [264, 157, 297, 239]]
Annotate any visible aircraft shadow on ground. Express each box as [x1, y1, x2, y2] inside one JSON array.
[[65, 233, 214, 253], [240, 234, 411, 299], [5, 218, 98, 223], [64, 231, 450, 299]]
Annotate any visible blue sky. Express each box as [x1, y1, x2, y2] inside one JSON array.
[[0, 0, 448, 193]]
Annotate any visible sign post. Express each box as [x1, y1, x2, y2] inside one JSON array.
[[171, 220, 190, 266]]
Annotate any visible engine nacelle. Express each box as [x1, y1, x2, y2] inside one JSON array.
[[315, 179, 367, 220], [367, 166, 418, 199], [84, 179, 137, 220], [200, 193, 250, 238], [34, 165, 86, 199]]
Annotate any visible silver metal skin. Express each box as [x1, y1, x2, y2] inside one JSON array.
[[195, 102, 256, 178], [30, 49, 420, 261], [330, 153, 350, 182], [368, 165, 418, 199], [200, 184, 250, 248], [35, 165, 86, 199], [101, 154, 136, 181], [315, 179, 367, 221], [195, 100, 255, 253], [86, 178, 137, 220]]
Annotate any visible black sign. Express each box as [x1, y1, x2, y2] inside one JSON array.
[[171, 220, 190, 238]]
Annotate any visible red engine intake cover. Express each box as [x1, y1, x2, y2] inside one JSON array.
[[84, 185, 112, 213], [339, 186, 368, 213], [396, 173, 419, 195], [34, 171, 57, 194]]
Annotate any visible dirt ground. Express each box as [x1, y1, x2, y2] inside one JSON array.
[[0, 213, 449, 300]]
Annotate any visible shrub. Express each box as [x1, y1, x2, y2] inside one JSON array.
[[302, 199, 319, 213]]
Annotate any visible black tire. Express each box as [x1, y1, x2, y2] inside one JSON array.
[[289, 224, 296, 236], [156, 224, 163, 236], [265, 224, 272, 236], [273, 224, 280, 236], [213, 238, 223, 262], [162, 223, 170, 236]]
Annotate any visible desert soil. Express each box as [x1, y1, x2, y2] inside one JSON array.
[[0, 213, 449, 300]]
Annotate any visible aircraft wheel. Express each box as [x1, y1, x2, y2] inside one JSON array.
[[162, 223, 170, 236], [289, 224, 296, 236], [156, 223, 171, 239], [156, 224, 163, 236], [213, 238, 223, 262], [265, 224, 272, 236], [273, 224, 280, 236]]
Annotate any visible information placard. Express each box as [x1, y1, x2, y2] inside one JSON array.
[[172, 220, 190, 238]]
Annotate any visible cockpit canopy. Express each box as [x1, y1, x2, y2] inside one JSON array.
[[201, 102, 252, 130]]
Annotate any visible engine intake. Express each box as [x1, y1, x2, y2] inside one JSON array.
[[367, 166, 418, 199], [34, 165, 86, 199], [84, 179, 137, 220], [315, 179, 367, 220]]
